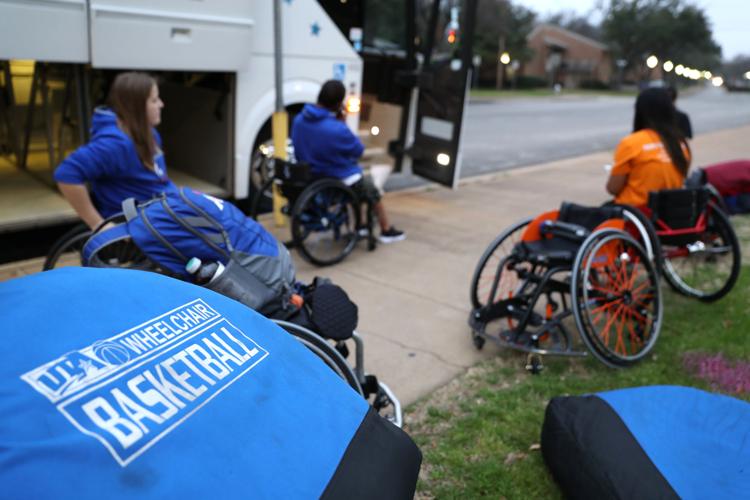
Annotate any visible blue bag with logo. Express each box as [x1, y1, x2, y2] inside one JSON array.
[[0, 268, 420, 499]]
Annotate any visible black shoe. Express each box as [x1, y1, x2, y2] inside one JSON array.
[[379, 227, 406, 243]]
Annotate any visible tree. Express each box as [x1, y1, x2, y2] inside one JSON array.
[[601, 0, 722, 79], [472, 0, 536, 87]]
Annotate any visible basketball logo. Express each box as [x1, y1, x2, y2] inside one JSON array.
[[92, 341, 131, 366]]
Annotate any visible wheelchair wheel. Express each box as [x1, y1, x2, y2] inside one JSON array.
[[291, 179, 358, 266], [661, 203, 741, 302], [572, 229, 662, 368], [43, 224, 91, 270], [470, 217, 532, 309], [273, 320, 364, 396]]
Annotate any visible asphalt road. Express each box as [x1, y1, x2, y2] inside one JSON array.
[[386, 86, 750, 190]]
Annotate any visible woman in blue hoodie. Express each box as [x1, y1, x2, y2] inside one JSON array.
[[291, 80, 405, 243], [54, 72, 177, 229]]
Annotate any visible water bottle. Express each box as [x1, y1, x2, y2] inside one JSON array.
[[185, 257, 225, 285]]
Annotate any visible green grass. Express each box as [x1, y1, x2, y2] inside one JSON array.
[[469, 88, 638, 99], [407, 215, 750, 499]]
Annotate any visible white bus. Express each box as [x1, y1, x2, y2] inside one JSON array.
[[0, 0, 476, 236]]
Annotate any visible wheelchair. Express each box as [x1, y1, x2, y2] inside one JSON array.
[[469, 202, 663, 371], [77, 214, 402, 427], [43, 223, 91, 270], [250, 156, 377, 267], [639, 186, 741, 302]]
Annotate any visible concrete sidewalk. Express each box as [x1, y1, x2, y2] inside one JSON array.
[[275, 124, 750, 406], [2, 125, 748, 407]]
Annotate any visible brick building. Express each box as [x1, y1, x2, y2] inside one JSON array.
[[524, 24, 612, 88]]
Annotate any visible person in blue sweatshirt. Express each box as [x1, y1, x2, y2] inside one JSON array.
[[291, 80, 405, 243], [54, 72, 178, 229]]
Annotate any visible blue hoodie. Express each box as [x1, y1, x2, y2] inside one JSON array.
[[54, 107, 177, 217], [291, 104, 364, 180]]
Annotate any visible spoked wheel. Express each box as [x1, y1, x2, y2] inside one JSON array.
[[291, 179, 358, 266], [273, 320, 363, 396], [43, 224, 91, 270], [572, 229, 662, 368], [470, 217, 532, 309], [661, 203, 741, 302]]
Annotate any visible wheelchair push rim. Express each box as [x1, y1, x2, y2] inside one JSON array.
[[661, 203, 741, 302], [572, 229, 662, 368], [43, 224, 91, 270], [273, 319, 364, 396], [470, 217, 533, 309], [291, 180, 359, 266]]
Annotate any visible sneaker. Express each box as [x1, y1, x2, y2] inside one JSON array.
[[378, 226, 406, 243]]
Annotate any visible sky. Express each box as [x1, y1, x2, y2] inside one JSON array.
[[518, 0, 748, 60]]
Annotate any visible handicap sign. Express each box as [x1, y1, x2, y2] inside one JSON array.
[[333, 63, 346, 81]]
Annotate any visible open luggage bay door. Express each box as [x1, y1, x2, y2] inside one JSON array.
[[405, 0, 477, 188]]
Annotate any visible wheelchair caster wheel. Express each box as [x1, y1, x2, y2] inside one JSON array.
[[472, 332, 485, 350], [525, 353, 544, 374]]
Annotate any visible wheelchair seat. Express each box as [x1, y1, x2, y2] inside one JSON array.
[[514, 203, 626, 266], [515, 238, 581, 266]]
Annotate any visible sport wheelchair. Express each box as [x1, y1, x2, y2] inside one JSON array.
[[250, 156, 377, 267], [50, 190, 402, 426], [469, 202, 663, 371]]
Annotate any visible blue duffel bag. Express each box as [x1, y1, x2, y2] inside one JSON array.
[[0, 268, 420, 499], [542, 385, 750, 499]]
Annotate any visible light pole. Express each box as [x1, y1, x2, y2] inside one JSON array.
[[498, 51, 510, 90], [646, 54, 658, 83], [495, 36, 506, 90], [272, 0, 287, 226], [615, 59, 627, 89]]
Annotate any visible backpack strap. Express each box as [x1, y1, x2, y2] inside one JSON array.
[[139, 197, 188, 262], [159, 198, 230, 260], [122, 198, 138, 222], [82, 223, 131, 267], [178, 189, 234, 253]]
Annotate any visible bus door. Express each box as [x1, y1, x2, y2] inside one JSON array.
[[406, 0, 476, 189]]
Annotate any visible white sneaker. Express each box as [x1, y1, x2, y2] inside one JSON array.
[[378, 227, 406, 243]]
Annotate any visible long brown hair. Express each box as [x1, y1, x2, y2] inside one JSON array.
[[633, 87, 691, 176], [107, 72, 158, 169]]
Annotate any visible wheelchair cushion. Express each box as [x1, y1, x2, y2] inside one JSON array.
[[0, 268, 420, 499], [542, 386, 750, 499], [558, 202, 623, 231], [515, 237, 581, 266]]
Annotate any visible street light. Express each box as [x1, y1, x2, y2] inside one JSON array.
[[711, 76, 724, 87], [675, 64, 685, 75], [703, 71, 712, 80], [744, 71, 750, 79], [646, 55, 658, 69], [500, 52, 511, 65], [663, 60, 674, 72]]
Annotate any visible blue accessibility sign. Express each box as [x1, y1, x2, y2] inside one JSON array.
[[333, 63, 346, 81]]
